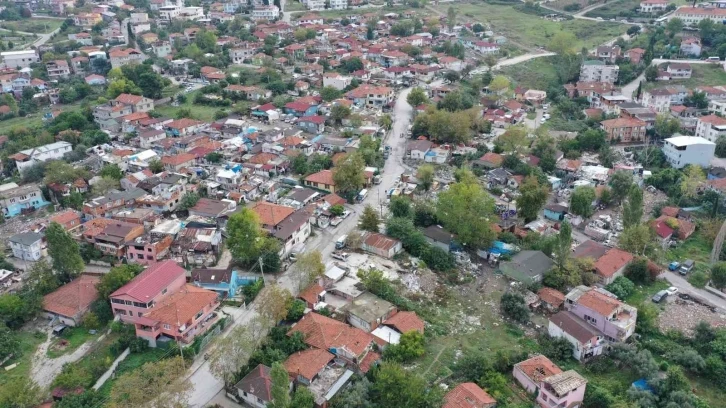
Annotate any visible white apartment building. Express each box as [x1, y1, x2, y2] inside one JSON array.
[[328, 0, 348, 9], [130, 12, 149, 24], [323, 72, 352, 90], [662, 136, 715, 169], [696, 114, 726, 142], [159, 5, 181, 21], [11, 141, 73, 174], [252, 5, 280, 21], [1, 50, 39, 69], [580, 60, 619, 84], [306, 0, 326, 10], [231, 45, 257, 64], [674, 6, 726, 26], [640, 0, 668, 13], [9, 232, 43, 261], [709, 99, 726, 116]]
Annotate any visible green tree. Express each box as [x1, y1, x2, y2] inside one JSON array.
[[406, 87, 428, 107], [681, 165, 705, 202], [500, 292, 530, 323], [97, 264, 143, 299], [360, 205, 381, 233], [178, 192, 200, 211], [320, 86, 342, 102], [548, 31, 577, 55], [619, 225, 653, 256], [436, 178, 496, 249], [0, 322, 19, 362], [384, 330, 425, 362], [379, 114, 393, 131], [226, 208, 264, 264], [92, 176, 120, 196], [148, 159, 163, 173], [569, 186, 596, 218], [655, 113, 681, 138], [99, 164, 124, 180], [205, 152, 223, 163], [496, 126, 528, 153], [605, 276, 635, 299], [25, 260, 59, 295], [416, 164, 434, 191], [488, 75, 510, 95], [369, 363, 442, 407], [666, 17, 684, 35], [553, 221, 572, 271], [389, 196, 412, 218], [711, 262, 726, 290], [46, 222, 84, 283], [333, 152, 365, 194], [290, 387, 315, 408], [292, 250, 325, 292], [609, 171, 633, 204], [516, 176, 548, 222], [109, 356, 191, 408], [446, 6, 457, 31], [716, 136, 726, 158], [0, 377, 41, 408], [622, 185, 643, 228]]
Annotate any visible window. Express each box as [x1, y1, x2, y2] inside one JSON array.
[[163, 324, 171, 329], [138, 312, 143, 317]]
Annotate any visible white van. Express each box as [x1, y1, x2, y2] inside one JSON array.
[[335, 235, 347, 250]]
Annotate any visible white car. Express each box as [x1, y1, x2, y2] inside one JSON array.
[[543, 113, 551, 119], [666, 286, 679, 296], [540, 117, 547, 123]]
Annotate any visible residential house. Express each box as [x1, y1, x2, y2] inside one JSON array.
[[165, 118, 205, 136], [406, 140, 433, 160], [284, 348, 334, 384], [189, 198, 236, 219], [499, 250, 554, 283], [666, 62, 692, 78], [593, 248, 633, 284], [284, 101, 318, 117], [626, 48, 646, 65], [297, 115, 325, 133], [50, 209, 82, 231], [361, 232, 403, 259], [298, 283, 326, 309], [235, 364, 275, 408], [543, 204, 567, 221], [345, 84, 394, 108], [109, 48, 147, 68], [422, 225, 456, 253], [91, 221, 145, 259], [673, 6, 726, 26], [42, 275, 100, 327], [652, 215, 696, 247], [252, 5, 280, 21], [640, 0, 668, 12], [548, 310, 605, 361], [82, 188, 147, 218], [538, 287, 566, 312], [135, 284, 220, 347], [109, 260, 188, 324], [287, 312, 374, 364], [323, 72, 352, 90], [225, 85, 271, 100], [439, 56, 465, 72], [126, 235, 173, 265], [0, 50, 38, 69], [580, 60, 619, 83], [161, 153, 196, 171], [85, 74, 107, 85], [564, 285, 638, 343], [600, 117, 646, 143], [680, 37, 702, 57], [46, 60, 70, 80], [304, 170, 336, 193], [443, 383, 497, 408], [74, 12, 102, 27], [9, 231, 43, 261], [595, 45, 621, 63], [474, 152, 504, 169], [271, 210, 312, 255], [696, 114, 726, 142], [10, 141, 72, 174], [343, 292, 397, 332], [190, 267, 242, 298], [536, 371, 588, 408], [0, 182, 51, 218], [513, 355, 562, 394]]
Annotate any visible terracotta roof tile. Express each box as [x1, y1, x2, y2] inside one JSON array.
[[43, 275, 99, 318], [443, 383, 497, 408], [110, 260, 186, 302], [284, 348, 334, 381], [577, 288, 622, 316], [593, 248, 633, 279], [143, 284, 218, 326], [251, 202, 295, 227], [537, 287, 566, 308], [514, 355, 563, 384], [383, 311, 424, 334], [288, 312, 373, 357], [305, 170, 335, 186], [299, 283, 325, 306]]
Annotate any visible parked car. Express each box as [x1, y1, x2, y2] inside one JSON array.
[[666, 286, 679, 296], [331, 251, 349, 261], [652, 290, 669, 303], [668, 261, 680, 271]]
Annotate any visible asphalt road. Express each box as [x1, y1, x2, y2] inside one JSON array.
[[185, 87, 416, 408], [662, 271, 726, 312]]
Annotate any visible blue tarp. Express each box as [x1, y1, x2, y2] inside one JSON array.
[[488, 241, 516, 255], [632, 379, 654, 393]]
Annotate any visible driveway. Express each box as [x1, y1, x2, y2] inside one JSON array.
[[31, 330, 102, 390], [662, 271, 726, 312], [186, 87, 417, 407]]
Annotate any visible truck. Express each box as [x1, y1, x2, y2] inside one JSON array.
[[335, 235, 347, 250], [373, 175, 382, 185], [331, 251, 350, 261], [679, 259, 694, 275], [356, 188, 368, 202]]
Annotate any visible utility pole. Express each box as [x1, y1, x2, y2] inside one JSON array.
[[258, 256, 264, 283]]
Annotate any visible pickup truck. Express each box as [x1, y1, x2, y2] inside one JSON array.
[[331, 251, 349, 261]]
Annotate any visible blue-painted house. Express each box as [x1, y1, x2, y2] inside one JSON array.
[[190, 268, 259, 298], [544, 204, 567, 221], [284, 101, 318, 117]]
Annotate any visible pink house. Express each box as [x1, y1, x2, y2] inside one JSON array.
[[125, 235, 173, 265], [513, 355, 562, 394], [134, 284, 220, 347], [536, 370, 587, 408], [109, 260, 187, 324]]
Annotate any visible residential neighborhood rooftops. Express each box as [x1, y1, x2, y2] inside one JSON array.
[[43, 275, 100, 318], [252, 201, 295, 226], [542, 370, 588, 397], [443, 382, 497, 408], [234, 364, 272, 404], [9, 231, 43, 246], [143, 284, 217, 326], [593, 248, 633, 279], [514, 355, 563, 384], [550, 310, 604, 343], [288, 312, 373, 357], [305, 170, 335, 186], [110, 260, 185, 302], [284, 348, 335, 382], [383, 311, 424, 334]]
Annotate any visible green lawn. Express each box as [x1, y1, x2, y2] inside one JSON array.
[[0, 18, 62, 34], [285, 0, 307, 12], [664, 231, 713, 275], [153, 91, 223, 122], [0, 330, 46, 387], [312, 5, 411, 19], [47, 327, 101, 359], [434, 3, 627, 50], [500, 56, 559, 91], [0, 113, 44, 134], [95, 347, 171, 397], [644, 63, 726, 91], [624, 279, 670, 305]]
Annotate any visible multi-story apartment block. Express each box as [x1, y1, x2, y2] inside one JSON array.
[[126, 235, 173, 265], [151, 41, 173, 58], [662, 136, 715, 169], [1, 50, 39, 69], [696, 114, 726, 142], [9, 141, 72, 174], [640, 0, 668, 12], [345, 84, 394, 108], [564, 286, 637, 343], [674, 6, 726, 26], [579, 60, 619, 83], [252, 5, 280, 21], [73, 12, 102, 28], [600, 117, 647, 142], [230, 43, 259, 64], [109, 48, 147, 69], [46, 60, 71, 80]]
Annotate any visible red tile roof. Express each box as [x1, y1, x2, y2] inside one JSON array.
[[515, 355, 562, 384], [537, 287, 566, 308], [115, 93, 144, 105], [305, 170, 335, 186], [593, 248, 633, 279], [161, 153, 196, 166], [284, 348, 334, 382], [143, 284, 218, 326], [443, 383, 497, 408], [383, 311, 424, 334], [358, 351, 380, 373], [110, 260, 186, 302], [299, 115, 325, 124], [251, 202, 295, 227], [479, 152, 503, 166], [299, 283, 325, 306], [288, 312, 373, 357], [577, 288, 623, 316], [323, 193, 346, 206], [43, 275, 99, 318]]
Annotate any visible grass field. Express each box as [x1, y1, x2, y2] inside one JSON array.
[[500, 56, 559, 90], [311, 5, 411, 19], [585, 0, 690, 19], [47, 327, 101, 359], [664, 231, 714, 275], [0, 18, 62, 34], [547, 0, 599, 12], [0, 330, 45, 387], [154, 90, 224, 122], [434, 3, 627, 50]]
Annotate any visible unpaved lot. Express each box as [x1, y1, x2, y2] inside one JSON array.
[[31, 330, 101, 389], [658, 298, 726, 336]]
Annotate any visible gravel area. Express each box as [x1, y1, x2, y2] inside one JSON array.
[[658, 298, 726, 336]]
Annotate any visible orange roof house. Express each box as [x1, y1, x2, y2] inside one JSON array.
[[42, 275, 100, 326], [304, 170, 336, 193], [287, 312, 374, 362], [443, 383, 497, 408], [283, 348, 335, 383], [383, 311, 424, 334], [251, 202, 295, 229], [593, 248, 633, 284]]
